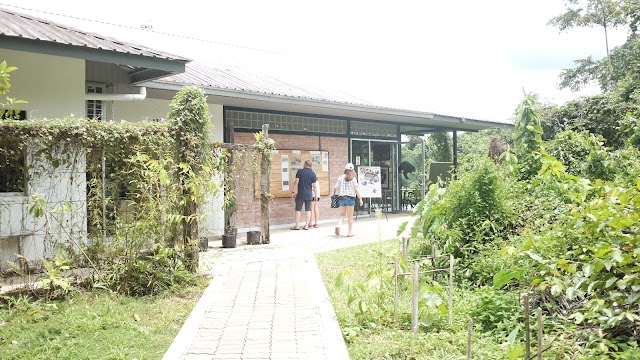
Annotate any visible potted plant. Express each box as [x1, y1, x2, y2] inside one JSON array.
[[222, 189, 237, 248]]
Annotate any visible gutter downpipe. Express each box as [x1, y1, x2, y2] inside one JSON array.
[[85, 87, 147, 101]]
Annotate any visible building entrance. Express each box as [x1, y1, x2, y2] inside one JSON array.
[[350, 139, 398, 213]]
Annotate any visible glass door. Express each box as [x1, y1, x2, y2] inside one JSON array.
[[351, 140, 370, 212], [399, 139, 425, 211], [350, 139, 398, 213]]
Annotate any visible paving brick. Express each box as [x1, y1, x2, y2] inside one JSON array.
[[173, 225, 406, 360], [182, 354, 215, 360]]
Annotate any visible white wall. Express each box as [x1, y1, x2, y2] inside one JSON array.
[[208, 103, 224, 142], [112, 97, 171, 122], [0, 146, 86, 271], [114, 97, 224, 142], [1, 49, 85, 119], [201, 103, 224, 236]]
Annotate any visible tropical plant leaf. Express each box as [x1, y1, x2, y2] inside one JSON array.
[[493, 269, 524, 289]]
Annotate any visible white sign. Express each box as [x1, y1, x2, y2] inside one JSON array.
[[281, 155, 289, 191], [357, 166, 382, 198], [322, 152, 329, 171], [355, 156, 360, 165]]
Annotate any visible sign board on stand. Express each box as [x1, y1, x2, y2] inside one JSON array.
[[357, 166, 382, 198]]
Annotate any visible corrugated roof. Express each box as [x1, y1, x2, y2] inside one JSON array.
[[157, 61, 377, 107], [155, 62, 514, 126], [0, 7, 189, 62]]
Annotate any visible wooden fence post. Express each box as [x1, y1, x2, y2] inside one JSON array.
[[411, 262, 419, 336], [537, 307, 543, 360], [102, 146, 107, 243], [394, 258, 399, 320], [401, 237, 409, 258], [449, 254, 454, 326], [524, 293, 531, 359], [431, 245, 436, 281], [467, 317, 473, 360]]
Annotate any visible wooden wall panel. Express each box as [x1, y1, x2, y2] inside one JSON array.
[[256, 149, 330, 198]]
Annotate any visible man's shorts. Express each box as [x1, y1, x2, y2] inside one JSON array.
[[295, 198, 312, 211]]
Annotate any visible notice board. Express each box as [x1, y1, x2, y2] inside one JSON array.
[[357, 166, 382, 198], [258, 150, 330, 198]]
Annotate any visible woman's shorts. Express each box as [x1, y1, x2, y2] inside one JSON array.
[[338, 197, 356, 207]]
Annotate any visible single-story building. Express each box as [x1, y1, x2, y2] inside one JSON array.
[[0, 7, 512, 268]]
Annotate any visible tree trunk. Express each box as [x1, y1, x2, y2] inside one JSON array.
[[224, 120, 236, 235], [186, 200, 199, 272], [260, 124, 271, 244], [598, 0, 614, 88]]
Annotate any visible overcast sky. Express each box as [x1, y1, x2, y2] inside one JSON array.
[[0, 0, 630, 121]]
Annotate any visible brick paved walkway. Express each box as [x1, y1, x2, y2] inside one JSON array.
[[163, 213, 412, 360]]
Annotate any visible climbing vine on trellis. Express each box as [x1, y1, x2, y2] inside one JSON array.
[[0, 88, 220, 284]]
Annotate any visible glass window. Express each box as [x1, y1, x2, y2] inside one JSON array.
[[226, 110, 347, 135], [87, 85, 104, 120], [351, 121, 397, 138]]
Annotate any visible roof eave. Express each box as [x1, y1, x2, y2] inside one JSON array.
[[1, 35, 187, 83], [142, 80, 440, 118], [431, 114, 514, 130], [143, 81, 512, 131]]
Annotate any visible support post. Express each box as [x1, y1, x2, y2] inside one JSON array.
[[421, 137, 426, 199], [102, 146, 106, 243], [411, 262, 419, 336], [453, 130, 458, 172], [467, 317, 473, 360], [401, 237, 409, 258], [260, 124, 271, 244], [393, 258, 399, 320], [537, 307, 543, 360], [431, 245, 437, 280], [449, 254, 454, 325], [524, 294, 531, 359]]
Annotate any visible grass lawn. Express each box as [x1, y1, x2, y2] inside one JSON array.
[[0, 279, 208, 360], [316, 240, 508, 360]]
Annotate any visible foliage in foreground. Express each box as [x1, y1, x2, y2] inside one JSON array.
[[1, 86, 219, 298], [317, 241, 570, 360], [406, 93, 640, 358], [0, 280, 207, 360]]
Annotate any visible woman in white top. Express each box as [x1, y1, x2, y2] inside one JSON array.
[[333, 163, 363, 237], [310, 179, 320, 228]]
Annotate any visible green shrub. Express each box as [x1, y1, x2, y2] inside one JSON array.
[[540, 94, 636, 149], [547, 130, 615, 180], [458, 128, 514, 162], [504, 176, 640, 357], [101, 245, 197, 296], [469, 287, 522, 336], [411, 157, 516, 271]]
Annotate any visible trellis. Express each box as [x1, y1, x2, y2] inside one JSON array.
[[216, 123, 273, 244], [394, 238, 455, 335]]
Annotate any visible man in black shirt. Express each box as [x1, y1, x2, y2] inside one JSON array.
[[291, 160, 318, 230]]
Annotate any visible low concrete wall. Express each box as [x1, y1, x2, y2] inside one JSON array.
[[0, 145, 87, 271]]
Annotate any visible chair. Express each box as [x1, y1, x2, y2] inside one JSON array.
[[401, 189, 414, 210]]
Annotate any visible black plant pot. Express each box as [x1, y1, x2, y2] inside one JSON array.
[[247, 230, 261, 245], [222, 233, 237, 248], [199, 237, 209, 252]]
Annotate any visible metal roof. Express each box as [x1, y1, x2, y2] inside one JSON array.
[[156, 61, 378, 107], [152, 62, 514, 128], [0, 7, 188, 62]]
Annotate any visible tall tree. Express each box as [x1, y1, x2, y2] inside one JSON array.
[[549, 0, 640, 92], [549, 0, 625, 76]]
